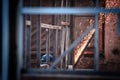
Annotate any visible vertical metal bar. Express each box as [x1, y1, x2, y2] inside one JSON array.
[[94, 0, 99, 71], [69, 0, 74, 66], [52, 0, 56, 61], [46, 29, 49, 63], [24, 15, 31, 68], [23, 15, 26, 69], [65, 0, 71, 69], [60, 0, 64, 69], [2, 0, 9, 80], [26, 25, 31, 68], [60, 28, 65, 69], [118, 14, 120, 35], [36, 15, 41, 67], [17, 0, 23, 80], [39, 0, 41, 68], [48, 29, 50, 63]]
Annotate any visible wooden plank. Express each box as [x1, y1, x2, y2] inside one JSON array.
[[41, 23, 62, 30], [74, 29, 95, 64]]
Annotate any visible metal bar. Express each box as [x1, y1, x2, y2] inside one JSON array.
[[2, 0, 9, 80], [23, 15, 26, 69], [69, 0, 74, 66], [60, 27, 66, 69], [27, 68, 95, 74], [50, 24, 94, 69], [39, 0, 41, 67], [65, 27, 70, 68], [94, 0, 99, 71], [25, 15, 31, 68], [17, 0, 23, 80], [21, 7, 120, 15], [59, 0, 64, 69], [118, 14, 120, 35], [48, 29, 50, 62], [55, 29, 58, 65], [46, 29, 49, 63], [65, 0, 68, 68], [52, 0, 56, 62], [26, 26, 31, 68], [94, 14, 99, 71], [36, 15, 41, 67]]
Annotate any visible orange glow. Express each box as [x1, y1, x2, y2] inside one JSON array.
[[74, 29, 95, 64]]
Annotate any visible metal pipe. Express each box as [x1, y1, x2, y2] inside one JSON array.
[[2, 0, 9, 80], [94, 0, 99, 71], [22, 7, 120, 15], [46, 29, 49, 63], [36, 15, 41, 67], [26, 24, 31, 68], [17, 0, 23, 80]]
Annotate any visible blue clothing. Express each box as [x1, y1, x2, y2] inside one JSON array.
[[41, 54, 54, 62]]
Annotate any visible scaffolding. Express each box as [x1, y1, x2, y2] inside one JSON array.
[[2, 0, 120, 80]]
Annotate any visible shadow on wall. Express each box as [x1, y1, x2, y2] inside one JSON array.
[[112, 48, 120, 55]]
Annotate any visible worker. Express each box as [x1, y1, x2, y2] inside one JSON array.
[[41, 53, 54, 62]]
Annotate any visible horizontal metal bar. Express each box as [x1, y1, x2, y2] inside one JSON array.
[[22, 73, 120, 79], [22, 7, 120, 15], [26, 68, 95, 73], [50, 24, 94, 69], [25, 68, 120, 77]]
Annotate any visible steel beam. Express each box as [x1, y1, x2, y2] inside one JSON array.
[[36, 15, 41, 67], [50, 24, 94, 69], [22, 7, 120, 15], [46, 29, 49, 63], [26, 26, 31, 68], [2, 0, 9, 80], [94, 0, 99, 71], [17, 0, 23, 80]]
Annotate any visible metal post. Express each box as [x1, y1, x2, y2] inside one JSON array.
[[2, 0, 9, 80], [52, 0, 56, 61], [94, 0, 99, 71], [48, 29, 50, 63], [36, 15, 41, 67], [69, 0, 74, 66], [23, 15, 26, 69], [65, 0, 69, 68], [46, 29, 49, 63], [26, 24, 31, 68], [17, 0, 23, 80]]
